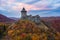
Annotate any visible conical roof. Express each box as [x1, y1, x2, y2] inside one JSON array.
[[21, 7, 27, 12]]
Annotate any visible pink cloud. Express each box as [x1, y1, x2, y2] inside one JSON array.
[[11, 2, 41, 11], [12, 2, 51, 11], [1, 0, 51, 11], [1, 0, 15, 6]]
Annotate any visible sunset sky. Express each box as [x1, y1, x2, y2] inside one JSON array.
[[0, 0, 60, 18]]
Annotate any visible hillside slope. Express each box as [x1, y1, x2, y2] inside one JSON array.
[[0, 14, 15, 23], [41, 17, 60, 32], [2, 20, 60, 40]]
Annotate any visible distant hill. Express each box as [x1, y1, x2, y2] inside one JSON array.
[[41, 17, 60, 22], [0, 14, 15, 23], [41, 17, 60, 32], [9, 17, 19, 20], [50, 20, 60, 32]]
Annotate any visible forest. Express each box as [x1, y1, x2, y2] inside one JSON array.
[[0, 20, 60, 40]]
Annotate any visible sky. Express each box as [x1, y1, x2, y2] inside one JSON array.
[[0, 0, 60, 18]]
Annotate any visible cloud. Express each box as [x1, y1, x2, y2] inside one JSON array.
[[0, 7, 6, 10], [33, 0, 60, 9], [16, 0, 34, 3], [51, 3, 60, 9], [1, 0, 60, 11], [11, 2, 52, 11], [11, 2, 41, 11], [0, 0, 41, 11], [0, 0, 13, 7], [0, 0, 60, 17]]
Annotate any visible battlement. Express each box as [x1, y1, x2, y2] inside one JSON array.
[[21, 8, 40, 24]]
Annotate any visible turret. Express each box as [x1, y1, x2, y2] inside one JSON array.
[[21, 8, 27, 18]]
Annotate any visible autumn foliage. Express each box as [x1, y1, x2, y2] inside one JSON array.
[[2, 20, 60, 40]]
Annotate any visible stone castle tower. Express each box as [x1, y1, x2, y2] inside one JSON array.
[[21, 8, 27, 19], [21, 8, 41, 24]]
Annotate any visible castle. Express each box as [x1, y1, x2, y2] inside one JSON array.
[[21, 8, 41, 24]]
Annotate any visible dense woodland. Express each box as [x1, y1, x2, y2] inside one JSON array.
[[0, 20, 60, 40]]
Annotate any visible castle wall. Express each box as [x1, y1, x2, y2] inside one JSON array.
[[21, 8, 41, 24]]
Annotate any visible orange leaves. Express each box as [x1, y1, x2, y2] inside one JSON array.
[[5, 20, 60, 40], [8, 30, 14, 36], [31, 34, 40, 40], [54, 32, 60, 40]]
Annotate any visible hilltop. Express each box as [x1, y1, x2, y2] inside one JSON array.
[[2, 20, 60, 40]]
